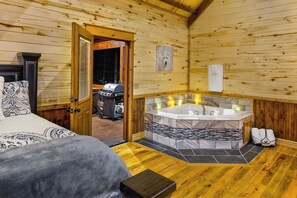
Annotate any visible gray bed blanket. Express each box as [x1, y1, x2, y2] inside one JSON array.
[[0, 136, 130, 198]]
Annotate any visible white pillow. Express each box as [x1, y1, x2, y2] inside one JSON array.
[[0, 76, 4, 120], [2, 80, 31, 117]]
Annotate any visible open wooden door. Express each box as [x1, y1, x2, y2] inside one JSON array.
[[70, 22, 93, 135]]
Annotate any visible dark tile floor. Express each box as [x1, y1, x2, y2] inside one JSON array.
[[136, 138, 265, 164]]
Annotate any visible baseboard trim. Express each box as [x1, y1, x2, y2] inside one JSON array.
[[277, 138, 297, 149], [132, 132, 144, 141]]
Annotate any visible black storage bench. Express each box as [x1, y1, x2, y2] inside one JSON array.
[[120, 169, 176, 198]]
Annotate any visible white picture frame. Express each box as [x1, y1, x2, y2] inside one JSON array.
[[156, 45, 173, 71]]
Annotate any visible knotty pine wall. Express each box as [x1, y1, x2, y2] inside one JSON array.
[[190, 0, 297, 102], [189, 0, 297, 142], [0, 0, 188, 107]]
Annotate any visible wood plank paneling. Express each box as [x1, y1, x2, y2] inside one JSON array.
[[243, 117, 252, 144], [132, 98, 145, 134], [0, 0, 188, 107], [190, 0, 297, 102], [254, 99, 297, 142], [37, 107, 70, 129]]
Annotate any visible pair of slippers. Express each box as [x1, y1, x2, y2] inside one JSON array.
[[251, 128, 276, 147]]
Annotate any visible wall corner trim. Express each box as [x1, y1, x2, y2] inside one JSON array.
[[277, 138, 297, 149]]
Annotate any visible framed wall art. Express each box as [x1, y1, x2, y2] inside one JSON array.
[[156, 45, 173, 71]]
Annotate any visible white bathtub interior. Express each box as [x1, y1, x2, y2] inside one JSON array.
[[154, 104, 251, 120]]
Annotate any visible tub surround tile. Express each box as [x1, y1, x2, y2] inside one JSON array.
[[146, 94, 252, 115], [201, 95, 215, 101], [154, 98, 164, 103], [176, 120, 192, 128], [192, 120, 221, 128], [225, 149, 241, 155], [226, 98, 239, 105], [214, 97, 227, 104], [238, 140, 244, 150], [219, 103, 232, 109], [183, 140, 200, 149], [225, 121, 239, 129], [169, 138, 177, 148], [146, 98, 155, 104], [214, 155, 247, 164], [144, 113, 153, 121], [210, 121, 225, 129], [163, 117, 176, 128], [231, 140, 243, 150], [138, 141, 166, 152], [145, 95, 251, 150], [141, 138, 178, 153], [162, 150, 187, 162], [193, 149, 227, 156], [251, 145, 265, 153], [245, 106, 252, 112], [153, 115, 163, 124], [147, 104, 155, 111], [216, 141, 232, 149], [179, 129, 195, 139], [137, 138, 265, 164], [240, 143, 254, 155], [157, 135, 170, 146], [145, 131, 153, 140], [239, 99, 252, 106], [175, 140, 183, 149], [151, 123, 176, 138], [185, 156, 217, 164], [200, 140, 216, 149], [144, 120, 153, 133], [153, 133, 158, 142], [244, 152, 259, 163], [146, 121, 244, 149], [179, 149, 195, 156]]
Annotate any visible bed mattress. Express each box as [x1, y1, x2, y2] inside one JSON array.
[[0, 113, 76, 152]]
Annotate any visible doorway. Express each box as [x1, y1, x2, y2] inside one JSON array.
[[85, 24, 134, 145], [92, 39, 127, 146]]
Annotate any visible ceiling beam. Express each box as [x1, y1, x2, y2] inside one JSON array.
[[159, 0, 194, 13], [188, 0, 213, 27], [133, 0, 188, 18]]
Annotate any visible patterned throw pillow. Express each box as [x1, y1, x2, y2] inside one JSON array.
[[2, 80, 31, 117], [0, 77, 5, 120]]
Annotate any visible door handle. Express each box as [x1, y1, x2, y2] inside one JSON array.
[[74, 108, 81, 113], [70, 97, 78, 103], [66, 106, 74, 113]]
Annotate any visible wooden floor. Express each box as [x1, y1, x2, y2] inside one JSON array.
[[92, 114, 123, 143], [113, 142, 297, 197]]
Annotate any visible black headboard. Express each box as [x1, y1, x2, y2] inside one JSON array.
[[0, 52, 41, 114]]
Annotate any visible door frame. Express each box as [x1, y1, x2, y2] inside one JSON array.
[[85, 24, 134, 142]]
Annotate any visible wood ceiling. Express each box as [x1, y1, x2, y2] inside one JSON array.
[[134, 0, 213, 26]]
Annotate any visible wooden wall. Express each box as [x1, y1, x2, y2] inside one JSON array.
[[0, 0, 188, 107], [189, 0, 297, 102], [254, 100, 297, 142], [189, 0, 297, 142], [37, 106, 70, 129], [132, 98, 145, 134]]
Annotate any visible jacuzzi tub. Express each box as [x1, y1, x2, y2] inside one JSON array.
[[156, 104, 251, 120], [144, 103, 252, 150]]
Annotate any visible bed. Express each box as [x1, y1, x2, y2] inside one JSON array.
[[0, 52, 130, 197]]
